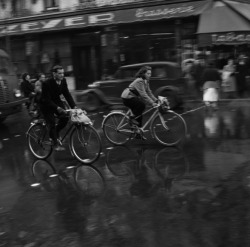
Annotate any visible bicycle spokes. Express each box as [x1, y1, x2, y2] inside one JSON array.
[[70, 124, 101, 164]]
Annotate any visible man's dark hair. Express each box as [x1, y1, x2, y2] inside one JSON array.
[[135, 66, 152, 79], [52, 65, 63, 73]]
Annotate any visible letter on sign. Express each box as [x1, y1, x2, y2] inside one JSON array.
[[65, 16, 86, 27], [21, 22, 39, 32], [41, 19, 62, 29], [88, 13, 114, 24]]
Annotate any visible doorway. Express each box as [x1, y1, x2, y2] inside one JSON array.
[[73, 46, 93, 90], [71, 32, 101, 90]]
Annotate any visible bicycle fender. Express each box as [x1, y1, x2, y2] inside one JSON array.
[[102, 110, 125, 118], [26, 122, 40, 138]]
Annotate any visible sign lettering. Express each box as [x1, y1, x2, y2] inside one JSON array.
[[65, 16, 86, 26], [135, 6, 194, 18], [0, 24, 19, 34], [212, 32, 250, 44], [0, 1, 206, 36], [41, 19, 62, 29], [88, 13, 114, 24], [21, 22, 39, 31]]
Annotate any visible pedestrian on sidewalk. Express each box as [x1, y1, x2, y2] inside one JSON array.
[[201, 62, 221, 110], [222, 57, 237, 98]]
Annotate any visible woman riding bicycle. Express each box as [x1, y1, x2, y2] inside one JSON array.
[[121, 66, 158, 127]]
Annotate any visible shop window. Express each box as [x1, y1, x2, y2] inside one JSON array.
[[122, 68, 138, 79], [44, 0, 58, 10]]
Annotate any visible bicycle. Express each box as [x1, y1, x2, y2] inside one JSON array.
[[32, 159, 105, 196], [102, 96, 187, 146], [26, 109, 102, 164], [105, 145, 189, 193]]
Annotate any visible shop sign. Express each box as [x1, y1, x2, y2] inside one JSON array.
[[212, 32, 250, 44], [135, 6, 194, 19], [0, 13, 114, 35], [0, 1, 207, 36]]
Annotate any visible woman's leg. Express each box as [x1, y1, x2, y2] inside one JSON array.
[[122, 98, 145, 127]]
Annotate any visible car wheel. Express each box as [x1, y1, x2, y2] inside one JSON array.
[[80, 92, 101, 112], [158, 90, 181, 110]]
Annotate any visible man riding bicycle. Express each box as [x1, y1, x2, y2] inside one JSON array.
[[40, 65, 77, 151]]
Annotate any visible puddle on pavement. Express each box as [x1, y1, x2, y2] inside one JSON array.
[[1, 104, 250, 246]]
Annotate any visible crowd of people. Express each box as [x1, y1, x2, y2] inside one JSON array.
[[182, 54, 250, 100]]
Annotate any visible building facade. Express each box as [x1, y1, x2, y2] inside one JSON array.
[[0, 0, 208, 89]]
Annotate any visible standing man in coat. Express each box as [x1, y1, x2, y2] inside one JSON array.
[[40, 65, 77, 151]]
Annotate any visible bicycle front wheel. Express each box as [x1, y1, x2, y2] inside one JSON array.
[[102, 112, 131, 145], [27, 123, 53, 159], [152, 111, 187, 146], [70, 124, 102, 164]]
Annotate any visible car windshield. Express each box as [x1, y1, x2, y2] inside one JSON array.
[[114, 64, 181, 80], [114, 68, 138, 79]]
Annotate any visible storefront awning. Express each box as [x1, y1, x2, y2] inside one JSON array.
[[225, 0, 250, 22], [197, 0, 250, 46], [0, 1, 209, 37]]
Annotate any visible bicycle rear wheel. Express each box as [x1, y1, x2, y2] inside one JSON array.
[[74, 165, 105, 196], [70, 124, 102, 164], [152, 111, 187, 146], [102, 112, 131, 145], [105, 146, 138, 177], [27, 123, 53, 159]]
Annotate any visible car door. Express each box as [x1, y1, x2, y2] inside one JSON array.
[[150, 64, 183, 93]]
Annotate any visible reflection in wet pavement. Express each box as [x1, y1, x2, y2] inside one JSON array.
[[1, 103, 250, 246]]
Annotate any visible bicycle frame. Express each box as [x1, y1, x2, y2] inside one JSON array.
[[117, 105, 170, 135], [26, 117, 75, 145], [58, 123, 75, 143]]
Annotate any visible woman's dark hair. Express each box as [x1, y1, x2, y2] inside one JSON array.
[[22, 72, 29, 81], [135, 66, 152, 79]]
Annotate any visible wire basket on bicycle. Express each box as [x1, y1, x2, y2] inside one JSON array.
[[158, 96, 170, 114]]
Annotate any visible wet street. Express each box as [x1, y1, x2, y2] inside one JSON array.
[[1, 100, 250, 247]]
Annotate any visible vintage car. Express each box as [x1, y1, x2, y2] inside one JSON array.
[[0, 49, 26, 123], [75, 61, 186, 111]]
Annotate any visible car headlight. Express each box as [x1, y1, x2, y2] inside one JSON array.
[[14, 89, 22, 97]]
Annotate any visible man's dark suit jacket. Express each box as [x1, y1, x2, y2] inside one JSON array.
[[41, 77, 76, 112], [21, 80, 34, 98]]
